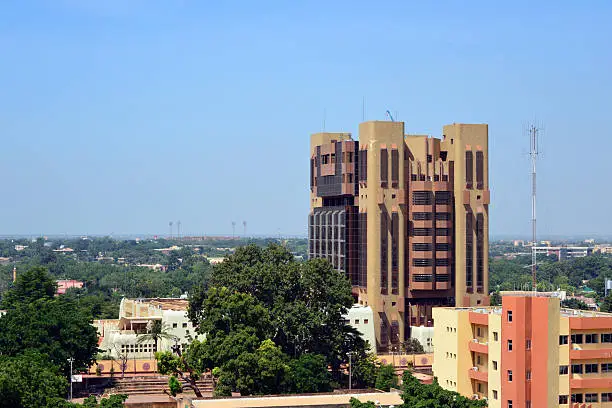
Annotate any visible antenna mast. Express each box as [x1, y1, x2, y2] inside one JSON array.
[[529, 124, 539, 291]]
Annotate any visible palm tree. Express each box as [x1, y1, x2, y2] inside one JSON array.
[[137, 320, 177, 354]]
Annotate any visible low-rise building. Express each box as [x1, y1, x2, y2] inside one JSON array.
[[56, 279, 84, 295], [95, 298, 203, 359], [344, 305, 376, 353], [433, 291, 612, 407], [533, 246, 593, 261]]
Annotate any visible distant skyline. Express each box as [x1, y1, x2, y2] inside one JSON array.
[[1, 1, 611, 237]]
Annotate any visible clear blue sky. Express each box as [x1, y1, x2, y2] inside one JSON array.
[[1, 1, 611, 238]]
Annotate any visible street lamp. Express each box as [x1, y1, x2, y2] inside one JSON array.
[[347, 352, 354, 391], [67, 357, 75, 401]]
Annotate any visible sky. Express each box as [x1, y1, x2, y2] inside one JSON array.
[[1, 1, 611, 238]]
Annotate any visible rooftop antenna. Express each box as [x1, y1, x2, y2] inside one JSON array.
[[323, 108, 326, 131], [362, 96, 365, 121], [385, 110, 395, 122], [232, 221, 236, 239], [529, 123, 540, 291], [169, 221, 173, 239]]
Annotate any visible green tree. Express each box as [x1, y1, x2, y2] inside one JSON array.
[[561, 298, 590, 310], [351, 351, 379, 389], [600, 293, 612, 312], [190, 245, 366, 384], [489, 291, 502, 306], [288, 353, 332, 393], [0, 270, 98, 374], [1, 266, 56, 308], [0, 352, 69, 408], [215, 339, 291, 396], [349, 398, 377, 408], [155, 350, 203, 398], [400, 371, 487, 408], [137, 320, 177, 353], [375, 363, 398, 391], [402, 338, 425, 354]]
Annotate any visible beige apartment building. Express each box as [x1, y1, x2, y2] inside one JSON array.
[[309, 120, 490, 350], [434, 292, 612, 408]]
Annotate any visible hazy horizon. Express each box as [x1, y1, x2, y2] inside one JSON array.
[[1, 1, 611, 237]]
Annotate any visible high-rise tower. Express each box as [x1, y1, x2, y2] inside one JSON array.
[[309, 121, 490, 351]]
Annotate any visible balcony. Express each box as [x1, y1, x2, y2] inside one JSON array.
[[570, 377, 612, 389], [468, 340, 489, 354], [468, 367, 488, 382], [469, 312, 489, 326], [569, 348, 612, 360], [569, 316, 612, 330]]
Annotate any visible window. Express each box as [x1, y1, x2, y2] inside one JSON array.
[[526, 339, 531, 350], [435, 192, 451, 205], [602, 333, 612, 343], [559, 335, 568, 345], [507, 311, 513, 322], [413, 212, 432, 221], [585, 393, 598, 403], [182, 323, 188, 328], [380, 148, 388, 184], [413, 191, 433, 205], [476, 151, 484, 189], [477, 355, 481, 365], [413, 243, 433, 251], [436, 243, 450, 251], [602, 393, 612, 402], [571, 334, 583, 344], [526, 370, 531, 380], [413, 228, 432, 236], [435, 212, 450, 220], [559, 395, 568, 404], [477, 383, 483, 393], [526, 401, 531, 408], [477, 327, 482, 337], [585, 333, 598, 343], [493, 390, 498, 400], [355, 319, 360, 324], [559, 365, 569, 375], [507, 400, 512, 408], [507, 370, 512, 382], [571, 394, 583, 404], [602, 363, 612, 372], [585, 363, 598, 374], [508, 340, 513, 351], [172, 323, 177, 328], [436, 228, 450, 236], [493, 361, 498, 370], [571, 364, 583, 374], [493, 331, 499, 341], [465, 151, 473, 189]]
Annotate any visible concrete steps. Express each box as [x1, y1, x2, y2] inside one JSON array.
[[110, 375, 213, 396]]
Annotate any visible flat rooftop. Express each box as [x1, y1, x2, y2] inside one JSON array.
[[127, 298, 189, 311]]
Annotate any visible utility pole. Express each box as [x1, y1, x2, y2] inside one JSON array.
[[67, 357, 75, 401], [529, 124, 540, 291]]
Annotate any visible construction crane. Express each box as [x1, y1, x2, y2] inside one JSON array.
[[385, 110, 395, 122]]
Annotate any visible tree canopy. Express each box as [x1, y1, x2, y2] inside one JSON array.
[[184, 244, 374, 395]]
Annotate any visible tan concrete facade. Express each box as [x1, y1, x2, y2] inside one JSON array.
[[309, 121, 489, 351], [433, 292, 612, 408]]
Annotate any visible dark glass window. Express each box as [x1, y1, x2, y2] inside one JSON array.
[[380, 211, 388, 293], [559, 365, 568, 375], [571, 334, 583, 344], [476, 151, 484, 189], [359, 150, 368, 182], [435, 191, 451, 205], [413, 191, 433, 205], [465, 151, 473, 188], [380, 149, 388, 185], [465, 212, 473, 289], [476, 213, 484, 292], [391, 149, 399, 183], [391, 212, 399, 294], [413, 212, 432, 220]]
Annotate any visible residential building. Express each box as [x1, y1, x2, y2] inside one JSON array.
[[533, 246, 593, 261], [56, 279, 84, 295], [344, 304, 376, 353], [433, 291, 612, 407], [309, 121, 490, 350], [95, 298, 203, 359]]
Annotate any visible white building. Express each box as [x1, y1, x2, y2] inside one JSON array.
[[410, 325, 434, 353], [95, 298, 203, 359], [344, 304, 376, 353]]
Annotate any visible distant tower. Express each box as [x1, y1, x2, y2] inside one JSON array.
[[177, 220, 182, 241], [529, 124, 540, 291], [232, 221, 236, 239], [12, 265, 17, 282], [243, 221, 247, 236], [169, 221, 173, 239]]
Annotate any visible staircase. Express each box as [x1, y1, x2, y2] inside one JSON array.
[[109, 375, 214, 396]]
